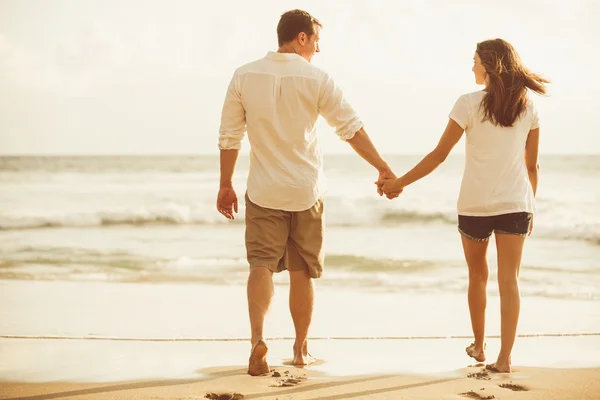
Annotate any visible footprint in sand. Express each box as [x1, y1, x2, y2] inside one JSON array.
[[459, 390, 495, 399], [500, 383, 530, 391], [204, 392, 244, 400], [269, 370, 307, 387], [270, 378, 304, 387], [467, 370, 491, 381]]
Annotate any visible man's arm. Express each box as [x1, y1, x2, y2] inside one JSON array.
[[220, 149, 240, 188], [346, 128, 397, 196], [218, 71, 246, 153], [346, 128, 390, 173], [318, 73, 396, 197], [217, 149, 240, 220], [217, 72, 246, 219]]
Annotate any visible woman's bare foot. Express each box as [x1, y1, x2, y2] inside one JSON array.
[[292, 341, 316, 366], [466, 342, 486, 362], [248, 340, 270, 376], [486, 361, 511, 373]]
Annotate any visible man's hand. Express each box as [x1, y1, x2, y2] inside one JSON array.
[[376, 169, 401, 199], [378, 179, 403, 197], [216, 186, 238, 220]]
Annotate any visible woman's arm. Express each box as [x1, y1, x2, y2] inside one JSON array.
[[381, 119, 465, 193], [524, 128, 540, 196], [524, 128, 540, 235]]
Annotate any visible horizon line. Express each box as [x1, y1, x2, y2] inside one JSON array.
[[1, 152, 599, 157]]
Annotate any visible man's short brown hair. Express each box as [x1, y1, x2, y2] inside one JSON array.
[[276, 9, 321, 47]]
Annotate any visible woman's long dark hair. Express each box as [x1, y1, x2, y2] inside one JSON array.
[[477, 39, 549, 127]]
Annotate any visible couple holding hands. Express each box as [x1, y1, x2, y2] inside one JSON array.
[[216, 9, 548, 376]]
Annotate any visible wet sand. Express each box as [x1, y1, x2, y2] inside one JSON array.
[[2, 280, 599, 399], [2, 336, 600, 399]]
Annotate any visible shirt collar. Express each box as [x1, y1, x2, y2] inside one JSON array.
[[265, 51, 307, 62]]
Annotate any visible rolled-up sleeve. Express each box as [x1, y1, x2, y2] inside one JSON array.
[[218, 71, 246, 150], [317, 73, 363, 141]]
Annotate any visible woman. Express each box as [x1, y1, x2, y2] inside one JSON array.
[[379, 38, 549, 373]]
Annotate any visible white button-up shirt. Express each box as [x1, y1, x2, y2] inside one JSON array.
[[218, 51, 363, 211]]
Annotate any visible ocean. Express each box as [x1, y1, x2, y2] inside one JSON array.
[[0, 154, 598, 305]]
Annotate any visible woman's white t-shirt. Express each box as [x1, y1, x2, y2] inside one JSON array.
[[449, 90, 539, 217]]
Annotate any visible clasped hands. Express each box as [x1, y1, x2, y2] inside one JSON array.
[[375, 168, 404, 199]]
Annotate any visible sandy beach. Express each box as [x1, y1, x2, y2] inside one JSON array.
[[1, 337, 600, 399], [1, 280, 599, 399]]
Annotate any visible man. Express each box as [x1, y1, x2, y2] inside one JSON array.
[[217, 9, 398, 376]]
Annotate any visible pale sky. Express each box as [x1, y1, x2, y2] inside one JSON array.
[[0, 0, 598, 155]]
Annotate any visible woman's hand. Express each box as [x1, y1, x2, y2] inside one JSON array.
[[378, 179, 403, 197]]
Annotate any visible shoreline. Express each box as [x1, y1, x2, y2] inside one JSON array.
[[3, 335, 600, 380], [2, 336, 600, 399], [1, 279, 600, 398], [2, 280, 599, 340]]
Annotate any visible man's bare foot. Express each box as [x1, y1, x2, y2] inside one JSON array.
[[466, 343, 486, 362], [292, 341, 316, 366], [486, 361, 511, 373], [248, 340, 270, 376]]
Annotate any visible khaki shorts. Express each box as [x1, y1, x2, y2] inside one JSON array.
[[245, 193, 324, 279]]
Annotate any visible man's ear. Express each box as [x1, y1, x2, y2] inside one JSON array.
[[297, 32, 307, 45]]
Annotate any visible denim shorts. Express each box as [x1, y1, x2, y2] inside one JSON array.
[[458, 212, 532, 242]]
